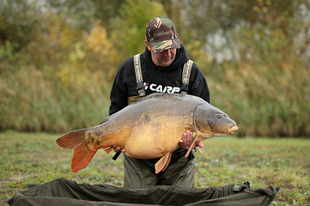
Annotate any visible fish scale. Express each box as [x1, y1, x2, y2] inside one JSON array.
[[56, 93, 238, 174]]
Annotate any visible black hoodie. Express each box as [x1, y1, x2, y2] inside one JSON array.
[[109, 44, 210, 115]]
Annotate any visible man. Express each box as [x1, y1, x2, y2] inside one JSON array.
[[108, 16, 210, 188]]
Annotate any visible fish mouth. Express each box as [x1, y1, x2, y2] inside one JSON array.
[[228, 125, 238, 135]]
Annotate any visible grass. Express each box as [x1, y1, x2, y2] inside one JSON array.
[[0, 131, 309, 205]]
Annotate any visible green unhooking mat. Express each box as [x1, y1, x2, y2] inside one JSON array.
[[8, 177, 279, 206]]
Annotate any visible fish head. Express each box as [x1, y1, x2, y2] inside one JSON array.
[[193, 103, 238, 140]]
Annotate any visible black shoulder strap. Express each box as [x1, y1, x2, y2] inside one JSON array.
[[134, 54, 193, 95], [181, 59, 193, 94], [133, 53, 146, 97]]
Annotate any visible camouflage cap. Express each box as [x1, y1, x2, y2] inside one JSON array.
[[145, 16, 181, 53]]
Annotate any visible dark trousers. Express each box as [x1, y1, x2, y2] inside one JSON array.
[[123, 148, 195, 188]]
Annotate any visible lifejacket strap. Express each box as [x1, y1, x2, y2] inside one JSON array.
[[181, 59, 193, 94], [134, 54, 146, 97]]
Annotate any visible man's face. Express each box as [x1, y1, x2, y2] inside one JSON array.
[[146, 41, 176, 67]]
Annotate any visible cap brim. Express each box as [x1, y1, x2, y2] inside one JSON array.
[[150, 39, 181, 53]]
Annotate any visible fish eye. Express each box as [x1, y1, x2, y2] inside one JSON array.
[[217, 115, 222, 119]]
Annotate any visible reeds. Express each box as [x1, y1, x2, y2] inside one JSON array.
[[204, 60, 310, 137], [0, 57, 110, 133], [1, 24, 309, 137]]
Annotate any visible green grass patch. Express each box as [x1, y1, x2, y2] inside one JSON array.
[[0, 131, 309, 205]]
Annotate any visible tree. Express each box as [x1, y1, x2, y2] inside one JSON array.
[[0, 0, 44, 51], [108, 0, 167, 68]]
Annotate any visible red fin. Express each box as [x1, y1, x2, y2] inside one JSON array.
[[56, 129, 87, 149], [155, 152, 172, 174], [161, 153, 172, 172], [103, 147, 114, 154], [71, 141, 97, 173]]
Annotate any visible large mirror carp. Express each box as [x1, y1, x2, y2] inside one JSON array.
[[56, 93, 238, 174]]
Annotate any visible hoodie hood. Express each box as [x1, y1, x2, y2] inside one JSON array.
[[144, 44, 190, 71]]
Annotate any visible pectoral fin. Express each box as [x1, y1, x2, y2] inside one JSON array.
[[103, 147, 114, 154], [197, 147, 204, 155], [155, 152, 172, 174], [185, 133, 198, 158]]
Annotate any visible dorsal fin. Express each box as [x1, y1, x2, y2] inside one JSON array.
[[99, 117, 110, 125]]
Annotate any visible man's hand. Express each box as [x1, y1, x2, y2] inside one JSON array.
[[114, 147, 125, 153], [179, 130, 204, 150], [112, 146, 125, 161]]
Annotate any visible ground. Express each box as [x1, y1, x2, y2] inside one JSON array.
[[1, 131, 309, 205]]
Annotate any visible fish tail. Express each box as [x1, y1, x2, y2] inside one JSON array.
[[56, 128, 88, 149], [56, 128, 97, 173], [71, 141, 97, 173]]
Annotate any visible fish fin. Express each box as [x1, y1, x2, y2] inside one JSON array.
[[71, 140, 97, 173], [185, 133, 198, 158], [56, 129, 88, 149], [197, 147, 204, 155], [99, 117, 110, 125], [155, 152, 172, 174], [103, 147, 114, 154], [161, 153, 172, 172]]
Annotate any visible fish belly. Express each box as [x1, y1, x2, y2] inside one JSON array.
[[95, 93, 197, 159], [124, 120, 187, 159]]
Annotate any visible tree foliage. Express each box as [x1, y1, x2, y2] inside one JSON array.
[[0, 0, 44, 51], [109, 0, 166, 70], [160, 0, 310, 65], [0, 0, 309, 137]]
